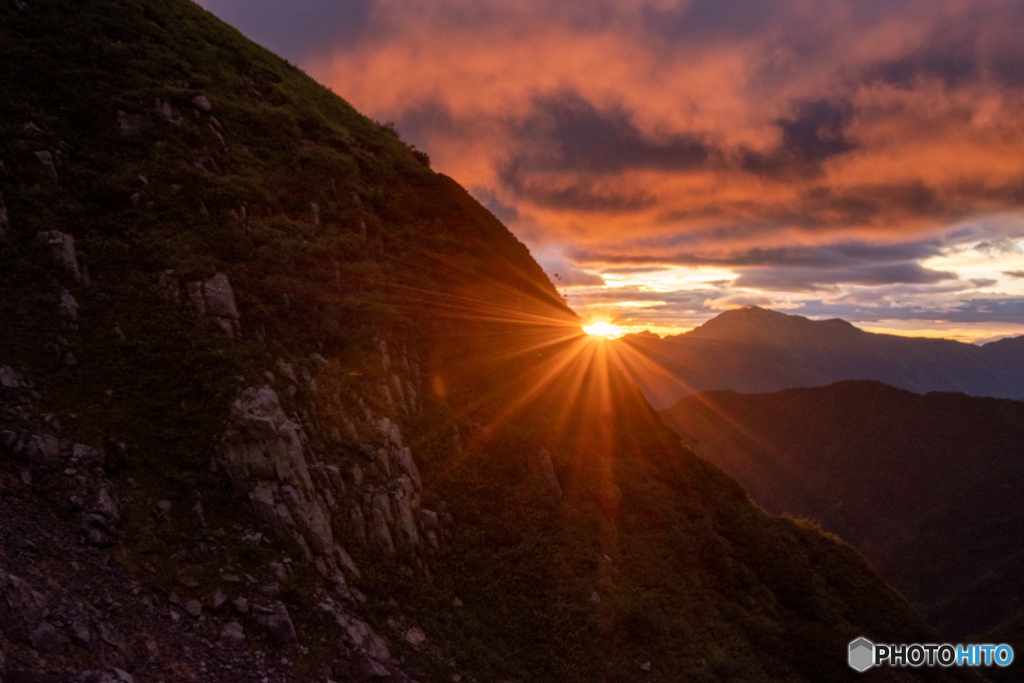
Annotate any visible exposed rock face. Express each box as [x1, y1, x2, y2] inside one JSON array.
[[202, 273, 238, 319], [36, 230, 81, 282], [253, 603, 295, 644], [217, 387, 359, 582], [0, 365, 31, 389], [0, 569, 49, 644], [181, 272, 240, 336], [60, 288, 79, 328], [117, 110, 149, 135], [34, 150, 58, 182], [174, 272, 241, 335], [23, 433, 60, 467]]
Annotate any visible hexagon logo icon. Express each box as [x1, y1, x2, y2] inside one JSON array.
[[848, 637, 875, 672]]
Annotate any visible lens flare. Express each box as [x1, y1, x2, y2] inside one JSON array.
[[583, 321, 624, 339]]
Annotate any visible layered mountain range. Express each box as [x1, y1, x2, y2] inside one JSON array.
[[0, 1, 983, 681], [662, 381, 1024, 665], [622, 306, 1024, 408]]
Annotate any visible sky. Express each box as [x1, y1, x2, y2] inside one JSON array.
[[196, 0, 1024, 342]]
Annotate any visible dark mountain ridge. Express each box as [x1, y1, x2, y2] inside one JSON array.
[[661, 380, 1024, 644], [0, 1, 981, 681], [623, 306, 1024, 408]]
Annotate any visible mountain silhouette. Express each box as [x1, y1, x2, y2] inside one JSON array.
[[662, 380, 1024, 643], [623, 306, 1024, 408]]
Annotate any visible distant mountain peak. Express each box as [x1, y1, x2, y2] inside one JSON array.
[[686, 306, 859, 343]]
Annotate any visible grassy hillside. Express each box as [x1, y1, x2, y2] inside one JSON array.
[[0, 1, 987, 681]]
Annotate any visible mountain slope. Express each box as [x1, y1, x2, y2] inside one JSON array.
[[661, 381, 1024, 639], [0, 1, 982, 681], [622, 307, 1024, 408]]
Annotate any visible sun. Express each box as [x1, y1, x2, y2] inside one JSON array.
[[583, 320, 625, 339]]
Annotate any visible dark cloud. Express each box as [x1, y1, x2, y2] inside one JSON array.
[[200, 0, 1024, 335], [500, 168, 658, 212], [641, 0, 779, 40], [553, 269, 606, 287], [600, 266, 671, 275], [471, 186, 520, 225], [790, 297, 1024, 325], [509, 91, 712, 175], [866, 35, 979, 88], [742, 99, 857, 176], [731, 264, 958, 292], [196, 0, 373, 61], [568, 239, 944, 269], [392, 99, 467, 156], [859, 7, 1024, 89]]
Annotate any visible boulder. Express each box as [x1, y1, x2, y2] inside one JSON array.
[[36, 230, 82, 282], [253, 603, 296, 644], [0, 570, 49, 643], [202, 273, 238, 317], [30, 621, 67, 653], [89, 488, 120, 523], [60, 288, 79, 326], [191, 94, 212, 112], [220, 621, 245, 646], [184, 599, 202, 617], [70, 619, 92, 648], [25, 433, 60, 466], [72, 443, 105, 467], [79, 513, 117, 547], [0, 365, 27, 389], [201, 273, 239, 336], [209, 590, 228, 611], [34, 150, 59, 182], [405, 626, 426, 647], [117, 110, 149, 135]]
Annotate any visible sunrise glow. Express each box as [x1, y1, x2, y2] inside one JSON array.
[[583, 321, 625, 339]]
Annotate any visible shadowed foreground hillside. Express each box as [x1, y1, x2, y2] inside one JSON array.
[[623, 307, 1024, 408], [662, 381, 1024, 645], [0, 1, 984, 681]]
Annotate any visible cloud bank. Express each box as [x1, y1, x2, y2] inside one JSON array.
[[198, 0, 1024, 338]]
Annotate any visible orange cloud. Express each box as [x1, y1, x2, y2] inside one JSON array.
[[199, 0, 1024, 335]]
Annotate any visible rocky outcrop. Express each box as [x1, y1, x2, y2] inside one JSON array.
[[216, 387, 359, 585], [60, 288, 79, 328], [0, 366, 31, 390], [0, 569, 50, 645], [36, 230, 82, 282], [34, 150, 58, 182], [162, 271, 240, 336], [117, 110, 149, 135]]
